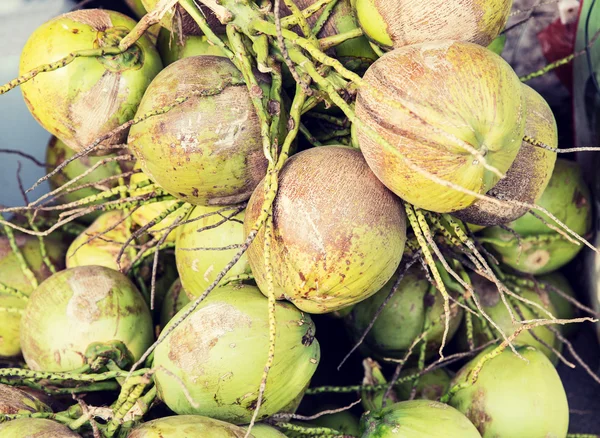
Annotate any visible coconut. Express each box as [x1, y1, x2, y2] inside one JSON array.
[[65, 210, 134, 271], [159, 279, 190, 328], [0, 384, 51, 415], [448, 345, 569, 437], [359, 400, 481, 437], [46, 136, 133, 224], [466, 273, 560, 362], [346, 265, 463, 359], [0, 418, 80, 437], [355, 0, 511, 49], [128, 415, 251, 437], [20, 265, 154, 372], [245, 146, 406, 314], [153, 284, 319, 424], [128, 56, 269, 205], [453, 84, 557, 226], [537, 272, 577, 336], [355, 41, 525, 213], [175, 205, 251, 298], [19, 9, 162, 153], [246, 424, 288, 438], [157, 28, 227, 66], [482, 159, 592, 274], [0, 234, 66, 358]]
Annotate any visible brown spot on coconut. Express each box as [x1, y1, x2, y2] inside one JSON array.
[[354, 41, 526, 213], [453, 84, 557, 226], [128, 56, 271, 205], [244, 146, 406, 314], [19, 9, 163, 154]]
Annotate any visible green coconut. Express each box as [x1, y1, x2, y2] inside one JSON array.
[[466, 273, 561, 362], [359, 400, 481, 438], [355, 41, 525, 213], [448, 345, 569, 437], [159, 279, 190, 328], [537, 272, 578, 336], [245, 146, 406, 314], [280, 0, 377, 72], [128, 56, 269, 205], [0, 234, 66, 296], [312, 410, 361, 436], [157, 28, 227, 66], [346, 265, 463, 359], [0, 234, 66, 358], [0, 418, 80, 437], [153, 284, 320, 424], [46, 136, 133, 223], [19, 9, 162, 153], [453, 84, 557, 225], [355, 0, 511, 49], [128, 415, 251, 437], [481, 159, 592, 274], [246, 424, 288, 438], [129, 162, 180, 243], [66, 210, 135, 271], [0, 384, 51, 415], [20, 265, 154, 372], [487, 34, 506, 55], [175, 205, 251, 298]]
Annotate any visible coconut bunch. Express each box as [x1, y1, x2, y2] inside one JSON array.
[[0, 0, 599, 436]]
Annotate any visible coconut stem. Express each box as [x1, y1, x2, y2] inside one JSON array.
[[280, 0, 337, 28], [0, 411, 74, 426], [2, 224, 38, 290], [310, 0, 339, 36], [0, 48, 122, 96], [106, 376, 151, 437], [220, 273, 255, 286], [276, 423, 349, 437], [0, 367, 148, 383], [0, 282, 29, 301], [319, 28, 364, 51]]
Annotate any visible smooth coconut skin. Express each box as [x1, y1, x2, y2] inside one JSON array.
[[153, 284, 320, 424], [20, 266, 154, 372], [359, 400, 481, 438], [129, 162, 180, 243], [176, 205, 251, 298], [128, 56, 269, 205], [449, 345, 569, 437], [0, 384, 51, 415], [466, 274, 560, 362], [159, 279, 190, 328], [46, 137, 133, 223], [355, 0, 511, 49], [66, 211, 134, 271], [157, 29, 227, 66], [482, 159, 592, 274], [128, 415, 251, 437], [355, 41, 525, 213], [453, 84, 557, 226], [346, 265, 463, 359], [19, 9, 162, 153], [0, 235, 66, 358], [0, 418, 80, 437], [246, 424, 289, 437], [245, 146, 406, 314]]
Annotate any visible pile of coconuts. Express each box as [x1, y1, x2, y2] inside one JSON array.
[[0, 0, 598, 436]]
